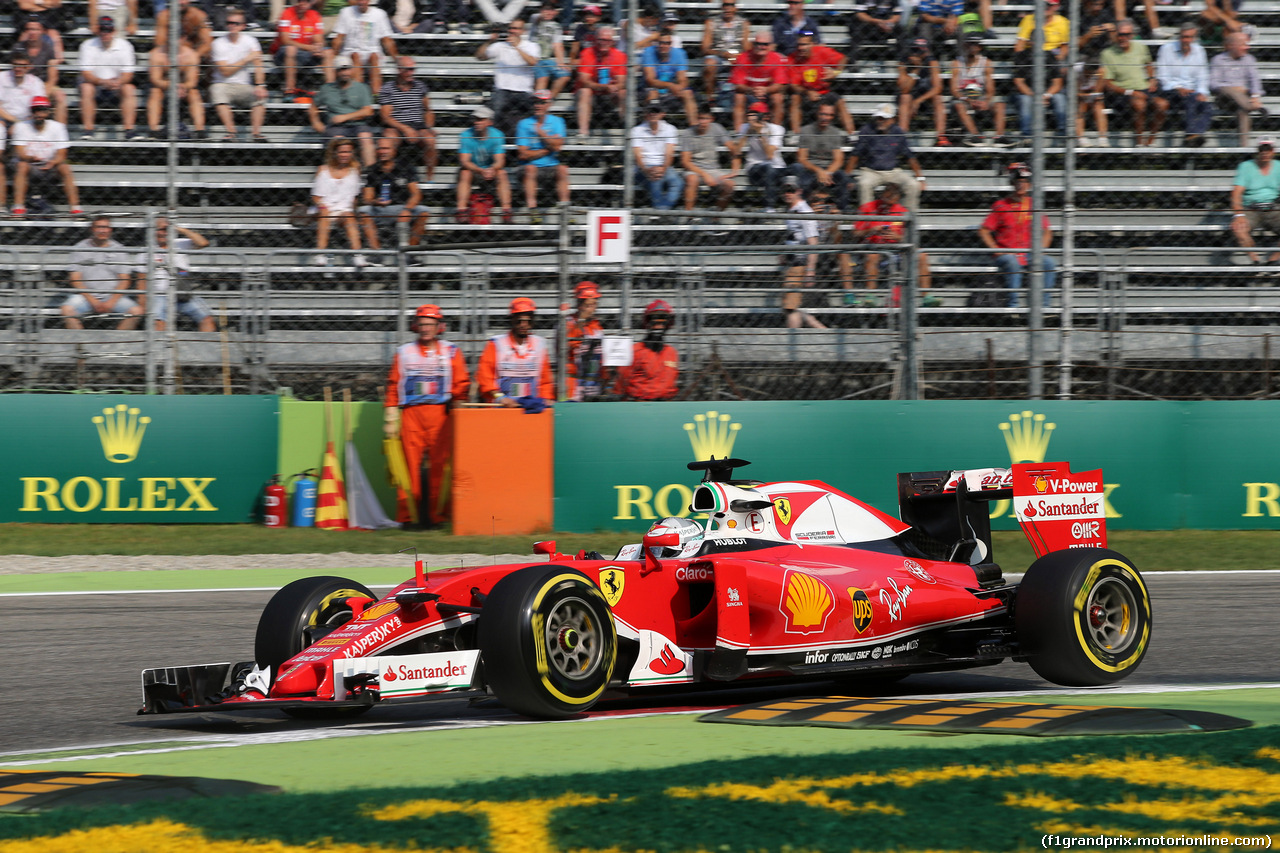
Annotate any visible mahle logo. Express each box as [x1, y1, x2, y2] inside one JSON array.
[[993, 410, 1121, 520], [93, 404, 151, 463], [616, 411, 745, 520], [683, 411, 741, 461]]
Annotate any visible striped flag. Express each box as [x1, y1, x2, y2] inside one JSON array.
[[315, 441, 348, 530]]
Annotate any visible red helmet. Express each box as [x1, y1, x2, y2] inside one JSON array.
[[644, 299, 673, 323], [575, 281, 601, 300], [510, 296, 537, 315], [415, 303, 444, 322]]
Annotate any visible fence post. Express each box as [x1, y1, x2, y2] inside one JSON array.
[[901, 208, 920, 399]]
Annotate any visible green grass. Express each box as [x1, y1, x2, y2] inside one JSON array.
[[0, 524, 1278, 570]]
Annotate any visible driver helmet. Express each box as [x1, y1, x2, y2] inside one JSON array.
[[646, 516, 704, 558]]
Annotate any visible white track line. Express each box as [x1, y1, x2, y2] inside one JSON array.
[[0, 682, 1276, 767], [1, 569, 1278, 598]]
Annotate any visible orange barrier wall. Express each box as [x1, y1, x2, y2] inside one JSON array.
[[450, 407, 554, 535]]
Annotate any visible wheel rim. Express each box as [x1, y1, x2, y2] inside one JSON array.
[[544, 595, 603, 682], [1084, 577, 1138, 654]]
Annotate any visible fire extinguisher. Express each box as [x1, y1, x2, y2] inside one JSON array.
[[290, 469, 318, 528], [263, 475, 287, 528]]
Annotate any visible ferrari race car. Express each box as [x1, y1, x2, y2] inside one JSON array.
[[139, 458, 1152, 720]]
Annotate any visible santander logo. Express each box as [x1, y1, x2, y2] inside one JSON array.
[[650, 644, 685, 675], [383, 668, 398, 682]]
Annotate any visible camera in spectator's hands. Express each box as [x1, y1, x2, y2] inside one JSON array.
[[490, 22, 507, 37]]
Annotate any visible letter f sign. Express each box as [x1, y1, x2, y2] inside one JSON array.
[[587, 210, 631, 263]]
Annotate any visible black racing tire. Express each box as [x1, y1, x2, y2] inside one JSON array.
[[1015, 548, 1152, 686], [254, 575, 375, 679], [477, 566, 618, 719]]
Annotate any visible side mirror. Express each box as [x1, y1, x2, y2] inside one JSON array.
[[641, 531, 679, 575], [533, 540, 557, 556]]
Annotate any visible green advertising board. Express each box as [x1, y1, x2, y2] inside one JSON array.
[[553, 401, 1280, 533], [1, 395, 279, 523]]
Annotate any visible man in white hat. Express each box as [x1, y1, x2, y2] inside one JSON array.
[[845, 102, 926, 209]]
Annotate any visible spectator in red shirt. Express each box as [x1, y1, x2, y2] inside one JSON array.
[[730, 30, 788, 130], [853, 182, 934, 301], [977, 163, 1055, 308], [274, 0, 331, 98], [575, 25, 626, 138], [615, 299, 678, 400], [788, 31, 851, 134]]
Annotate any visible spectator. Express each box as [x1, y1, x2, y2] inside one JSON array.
[[310, 137, 368, 267], [1199, 0, 1242, 42], [614, 299, 678, 400], [566, 280, 605, 399], [1229, 138, 1280, 266], [952, 38, 1011, 146], [642, 29, 696, 124], [422, 0, 474, 34], [621, 7, 668, 55], [13, 1, 66, 68], [806, 185, 853, 290], [853, 182, 934, 301], [772, 0, 820, 56], [788, 31, 851, 134], [380, 56, 438, 180], [358, 138, 430, 251], [15, 18, 68, 123], [730, 31, 788, 130], [1077, 58, 1110, 145], [914, 0, 963, 57], [847, 103, 926, 208], [575, 25, 626, 137], [210, 11, 268, 143], [1010, 46, 1068, 140], [632, 103, 682, 210], [531, 0, 573, 101], [1015, 0, 1070, 52], [789, 102, 849, 210], [478, 297, 555, 410], [456, 105, 514, 223], [513, 89, 569, 217], [680, 105, 737, 213], [77, 16, 140, 140], [701, 0, 749, 100], [0, 55, 49, 129], [977, 163, 1055, 308], [332, 0, 398, 93], [135, 218, 216, 333], [732, 100, 786, 211], [384, 303, 470, 527], [847, 0, 899, 66], [153, 0, 213, 61], [146, 33, 207, 140], [1210, 32, 1266, 147], [1076, 0, 1117, 60], [780, 177, 819, 291], [570, 4, 604, 63], [273, 0, 332, 99], [1100, 19, 1164, 146], [11, 95, 79, 218], [1156, 21, 1213, 147], [61, 216, 141, 330], [87, 0, 137, 36], [898, 38, 947, 144], [309, 56, 377, 166], [476, 17, 540, 135]]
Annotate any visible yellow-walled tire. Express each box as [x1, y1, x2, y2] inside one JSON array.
[[1016, 548, 1152, 686], [254, 575, 374, 679], [478, 566, 618, 719]]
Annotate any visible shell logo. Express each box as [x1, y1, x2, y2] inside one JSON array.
[[1034, 475, 1049, 494], [779, 570, 835, 634], [361, 601, 400, 622]]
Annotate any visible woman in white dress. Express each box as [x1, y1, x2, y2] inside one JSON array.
[[310, 136, 366, 265]]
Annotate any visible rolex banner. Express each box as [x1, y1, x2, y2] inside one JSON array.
[[553, 400, 1280, 533], [1, 395, 278, 523]]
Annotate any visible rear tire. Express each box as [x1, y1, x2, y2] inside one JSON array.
[[1015, 548, 1152, 686], [478, 566, 617, 719]]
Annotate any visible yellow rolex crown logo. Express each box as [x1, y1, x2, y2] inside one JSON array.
[[998, 410, 1055, 464], [93, 404, 151, 464], [683, 411, 741, 461]]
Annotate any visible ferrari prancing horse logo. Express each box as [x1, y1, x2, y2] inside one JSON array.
[[599, 568, 625, 607], [773, 497, 792, 526]]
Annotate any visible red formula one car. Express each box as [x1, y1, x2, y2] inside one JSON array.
[[140, 458, 1152, 720]]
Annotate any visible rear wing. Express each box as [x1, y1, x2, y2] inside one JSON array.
[[898, 462, 1106, 564]]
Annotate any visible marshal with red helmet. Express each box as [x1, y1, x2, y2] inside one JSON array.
[[614, 299, 678, 400], [477, 298, 554, 410], [139, 457, 1150, 720]]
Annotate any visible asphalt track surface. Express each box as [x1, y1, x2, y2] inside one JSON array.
[[1, 572, 1276, 756]]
